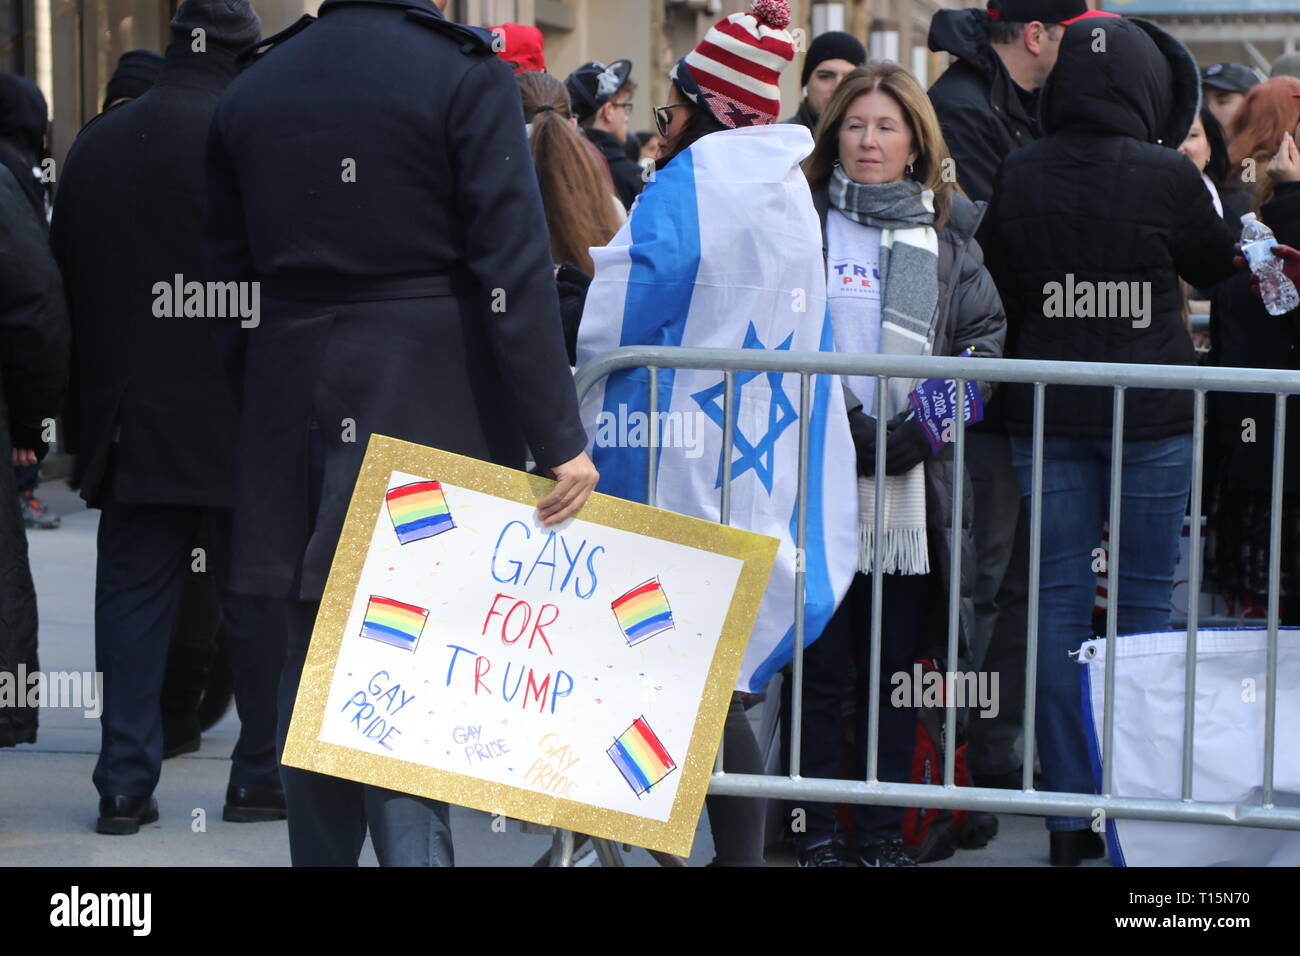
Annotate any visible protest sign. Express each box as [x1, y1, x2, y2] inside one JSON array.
[[282, 435, 778, 856]]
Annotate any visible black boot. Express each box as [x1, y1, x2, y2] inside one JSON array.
[[956, 811, 999, 849], [1049, 829, 1105, 866]]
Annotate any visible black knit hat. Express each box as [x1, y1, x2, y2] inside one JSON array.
[[170, 0, 261, 50], [800, 30, 867, 88], [103, 49, 163, 109]]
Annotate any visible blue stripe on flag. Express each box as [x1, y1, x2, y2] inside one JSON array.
[[748, 305, 841, 693], [395, 513, 454, 538], [623, 610, 674, 642], [1080, 654, 1126, 865], [609, 740, 652, 793], [360, 622, 419, 649], [591, 150, 702, 503]]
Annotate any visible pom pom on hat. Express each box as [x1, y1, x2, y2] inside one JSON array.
[[752, 0, 791, 31]]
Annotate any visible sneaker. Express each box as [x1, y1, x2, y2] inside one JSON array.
[[19, 490, 60, 529], [796, 840, 855, 867], [854, 837, 918, 867]]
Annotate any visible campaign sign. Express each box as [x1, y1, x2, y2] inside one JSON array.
[[282, 436, 778, 856], [908, 377, 985, 453]]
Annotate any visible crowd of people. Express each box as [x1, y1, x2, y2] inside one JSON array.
[[2, 0, 1299, 868]]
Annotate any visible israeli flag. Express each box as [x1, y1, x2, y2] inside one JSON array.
[[575, 124, 858, 693]]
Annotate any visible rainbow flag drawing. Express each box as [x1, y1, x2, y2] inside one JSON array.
[[607, 717, 676, 796], [610, 577, 674, 646], [359, 595, 428, 652], [385, 480, 455, 544]]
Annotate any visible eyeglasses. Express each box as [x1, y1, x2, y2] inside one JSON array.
[[609, 100, 634, 115], [654, 103, 688, 136]]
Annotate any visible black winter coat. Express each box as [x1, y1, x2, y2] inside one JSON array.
[[51, 41, 243, 510], [0, 165, 69, 747], [1210, 181, 1300, 495], [986, 17, 1239, 441], [0, 74, 49, 227], [585, 127, 643, 212], [205, 0, 588, 600], [813, 187, 1007, 660], [927, 9, 1038, 205]]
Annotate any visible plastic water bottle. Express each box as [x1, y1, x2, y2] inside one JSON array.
[[1241, 212, 1300, 317]]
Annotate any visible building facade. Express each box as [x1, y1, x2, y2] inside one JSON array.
[[10, 0, 992, 171]]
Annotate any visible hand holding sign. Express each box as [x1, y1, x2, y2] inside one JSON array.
[[537, 451, 599, 526]]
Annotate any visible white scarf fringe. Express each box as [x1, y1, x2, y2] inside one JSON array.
[[857, 467, 929, 576]]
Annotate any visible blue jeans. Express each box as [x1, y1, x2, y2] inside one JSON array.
[[1011, 433, 1192, 832]]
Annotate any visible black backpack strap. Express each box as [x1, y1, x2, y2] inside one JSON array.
[[237, 14, 316, 64]]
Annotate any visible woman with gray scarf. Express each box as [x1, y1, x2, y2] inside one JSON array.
[[783, 62, 1005, 867]]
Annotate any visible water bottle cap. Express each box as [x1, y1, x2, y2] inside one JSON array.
[[1241, 212, 1257, 225]]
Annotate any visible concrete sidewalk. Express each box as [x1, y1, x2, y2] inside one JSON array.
[[2, 481, 1084, 867]]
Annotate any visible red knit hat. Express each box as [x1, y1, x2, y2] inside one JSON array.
[[490, 22, 546, 74], [676, 0, 796, 129]]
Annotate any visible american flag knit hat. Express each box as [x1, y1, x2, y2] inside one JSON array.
[[672, 0, 796, 129]]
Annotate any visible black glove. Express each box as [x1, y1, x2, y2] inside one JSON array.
[[847, 407, 880, 477], [885, 416, 931, 475]]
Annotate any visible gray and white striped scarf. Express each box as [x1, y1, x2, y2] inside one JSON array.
[[828, 166, 940, 412], [828, 166, 940, 575]]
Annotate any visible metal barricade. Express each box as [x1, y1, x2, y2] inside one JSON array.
[[573, 346, 1300, 832]]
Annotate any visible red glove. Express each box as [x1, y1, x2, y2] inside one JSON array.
[[1236, 243, 1300, 300], [1273, 243, 1300, 283]]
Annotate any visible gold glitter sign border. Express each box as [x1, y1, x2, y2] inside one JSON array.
[[282, 434, 779, 858]]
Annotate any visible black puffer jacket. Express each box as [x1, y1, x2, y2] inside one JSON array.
[[987, 17, 1239, 440], [927, 8, 1038, 205], [0, 165, 68, 747]]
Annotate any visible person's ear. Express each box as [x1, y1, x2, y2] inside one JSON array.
[[1024, 21, 1044, 57]]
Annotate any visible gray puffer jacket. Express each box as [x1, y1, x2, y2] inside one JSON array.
[[812, 186, 1007, 661]]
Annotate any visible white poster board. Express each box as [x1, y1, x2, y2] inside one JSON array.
[[283, 436, 778, 855]]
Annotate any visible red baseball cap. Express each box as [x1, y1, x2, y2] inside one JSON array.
[[490, 22, 546, 74]]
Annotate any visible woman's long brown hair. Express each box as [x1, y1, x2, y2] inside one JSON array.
[[1226, 76, 1300, 209], [517, 71, 623, 275], [802, 63, 958, 230]]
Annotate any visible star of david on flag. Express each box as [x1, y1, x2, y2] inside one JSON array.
[[575, 124, 858, 693], [691, 324, 796, 493]]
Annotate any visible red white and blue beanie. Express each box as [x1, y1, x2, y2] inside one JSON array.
[[673, 0, 796, 129]]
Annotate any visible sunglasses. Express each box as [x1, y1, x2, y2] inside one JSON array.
[[654, 103, 689, 137]]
